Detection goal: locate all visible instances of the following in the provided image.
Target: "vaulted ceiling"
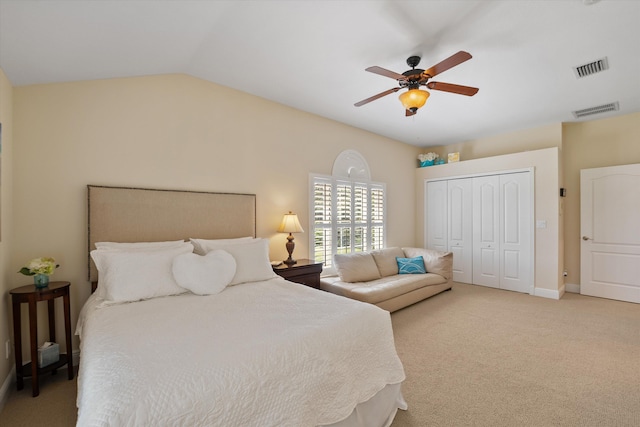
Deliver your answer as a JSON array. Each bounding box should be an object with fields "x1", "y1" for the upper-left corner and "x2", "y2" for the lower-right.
[{"x1": 1, "y1": 0, "x2": 639, "y2": 147}]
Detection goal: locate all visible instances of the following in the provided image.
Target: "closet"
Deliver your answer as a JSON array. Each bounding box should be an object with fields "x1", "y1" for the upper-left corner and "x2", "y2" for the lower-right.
[{"x1": 426, "y1": 171, "x2": 532, "y2": 294}]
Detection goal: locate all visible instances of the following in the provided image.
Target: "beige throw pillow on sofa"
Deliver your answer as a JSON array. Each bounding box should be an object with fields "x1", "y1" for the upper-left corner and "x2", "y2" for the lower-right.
[
  {"x1": 370, "y1": 247, "x2": 406, "y2": 277},
  {"x1": 334, "y1": 252, "x2": 382, "y2": 283},
  {"x1": 402, "y1": 247, "x2": 452, "y2": 280}
]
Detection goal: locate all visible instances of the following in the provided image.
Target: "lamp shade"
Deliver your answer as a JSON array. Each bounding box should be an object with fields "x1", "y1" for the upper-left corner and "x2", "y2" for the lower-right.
[
  {"x1": 277, "y1": 211, "x2": 304, "y2": 233},
  {"x1": 398, "y1": 89, "x2": 430, "y2": 111}
]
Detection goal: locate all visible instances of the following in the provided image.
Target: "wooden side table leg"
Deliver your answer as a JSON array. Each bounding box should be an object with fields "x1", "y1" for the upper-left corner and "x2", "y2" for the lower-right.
[
  {"x1": 12, "y1": 298, "x2": 23, "y2": 391},
  {"x1": 63, "y1": 293, "x2": 74, "y2": 380},
  {"x1": 28, "y1": 299, "x2": 39, "y2": 397},
  {"x1": 47, "y1": 299, "x2": 58, "y2": 375}
]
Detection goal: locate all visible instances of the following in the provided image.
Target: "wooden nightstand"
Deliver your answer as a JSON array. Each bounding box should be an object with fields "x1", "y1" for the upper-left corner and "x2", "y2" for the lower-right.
[
  {"x1": 273, "y1": 259, "x2": 323, "y2": 289},
  {"x1": 10, "y1": 281, "x2": 74, "y2": 397}
]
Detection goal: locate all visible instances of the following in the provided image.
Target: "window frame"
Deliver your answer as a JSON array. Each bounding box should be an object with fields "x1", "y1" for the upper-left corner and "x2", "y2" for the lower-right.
[{"x1": 309, "y1": 173, "x2": 387, "y2": 275}]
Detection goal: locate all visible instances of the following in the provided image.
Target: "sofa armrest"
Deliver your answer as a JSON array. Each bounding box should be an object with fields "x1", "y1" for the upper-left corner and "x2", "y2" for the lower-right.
[{"x1": 402, "y1": 247, "x2": 453, "y2": 282}]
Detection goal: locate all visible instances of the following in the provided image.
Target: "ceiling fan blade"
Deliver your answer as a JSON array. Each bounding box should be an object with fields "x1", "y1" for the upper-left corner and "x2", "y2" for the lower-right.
[
  {"x1": 354, "y1": 87, "x2": 401, "y2": 107},
  {"x1": 405, "y1": 109, "x2": 416, "y2": 117},
  {"x1": 427, "y1": 81, "x2": 479, "y2": 96},
  {"x1": 365, "y1": 66, "x2": 407, "y2": 81},
  {"x1": 423, "y1": 51, "x2": 472, "y2": 78}
]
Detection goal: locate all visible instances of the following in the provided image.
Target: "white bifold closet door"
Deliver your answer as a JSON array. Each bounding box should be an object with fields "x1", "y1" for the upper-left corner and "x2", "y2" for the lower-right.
[
  {"x1": 472, "y1": 176, "x2": 501, "y2": 288},
  {"x1": 426, "y1": 180, "x2": 448, "y2": 253},
  {"x1": 472, "y1": 173, "x2": 531, "y2": 292},
  {"x1": 498, "y1": 173, "x2": 532, "y2": 293},
  {"x1": 427, "y1": 172, "x2": 532, "y2": 293},
  {"x1": 448, "y1": 178, "x2": 473, "y2": 283}
]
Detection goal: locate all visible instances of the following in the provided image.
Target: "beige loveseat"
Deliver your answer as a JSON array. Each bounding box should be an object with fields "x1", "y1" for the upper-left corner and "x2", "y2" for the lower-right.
[{"x1": 320, "y1": 247, "x2": 453, "y2": 312}]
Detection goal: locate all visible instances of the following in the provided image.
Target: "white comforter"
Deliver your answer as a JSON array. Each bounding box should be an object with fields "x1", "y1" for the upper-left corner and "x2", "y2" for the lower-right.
[{"x1": 76, "y1": 278, "x2": 405, "y2": 426}]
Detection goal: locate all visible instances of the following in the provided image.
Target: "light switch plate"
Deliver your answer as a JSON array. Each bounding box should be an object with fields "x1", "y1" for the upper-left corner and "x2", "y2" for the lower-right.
[{"x1": 536, "y1": 220, "x2": 547, "y2": 229}]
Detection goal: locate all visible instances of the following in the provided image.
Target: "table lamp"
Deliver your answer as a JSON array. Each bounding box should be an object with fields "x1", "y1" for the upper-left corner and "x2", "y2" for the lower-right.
[{"x1": 277, "y1": 211, "x2": 304, "y2": 265}]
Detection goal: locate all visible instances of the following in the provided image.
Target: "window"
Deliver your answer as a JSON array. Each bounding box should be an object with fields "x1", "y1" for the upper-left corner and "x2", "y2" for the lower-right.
[{"x1": 310, "y1": 174, "x2": 386, "y2": 272}]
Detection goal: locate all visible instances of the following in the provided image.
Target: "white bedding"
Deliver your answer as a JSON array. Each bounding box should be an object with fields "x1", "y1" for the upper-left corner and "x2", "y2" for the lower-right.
[{"x1": 76, "y1": 277, "x2": 406, "y2": 426}]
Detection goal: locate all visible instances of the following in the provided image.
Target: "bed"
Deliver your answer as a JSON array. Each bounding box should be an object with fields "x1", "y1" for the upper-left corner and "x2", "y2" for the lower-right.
[{"x1": 76, "y1": 185, "x2": 407, "y2": 426}]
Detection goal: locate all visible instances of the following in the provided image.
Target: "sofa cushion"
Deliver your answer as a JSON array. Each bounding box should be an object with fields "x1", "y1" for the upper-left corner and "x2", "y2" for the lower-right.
[
  {"x1": 397, "y1": 256, "x2": 427, "y2": 274},
  {"x1": 371, "y1": 247, "x2": 405, "y2": 277},
  {"x1": 320, "y1": 273, "x2": 448, "y2": 304},
  {"x1": 402, "y1": 247, "x2": 453, "y2": 280},
  {"x1": 334, "y1": 252, "x2": 381, "y2": 283}
]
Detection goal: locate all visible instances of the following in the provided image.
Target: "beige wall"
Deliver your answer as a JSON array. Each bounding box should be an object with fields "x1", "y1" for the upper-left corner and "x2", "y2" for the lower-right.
[
  {"x1": 423, "y1": 122, "x2": 563, "y2": 162},
  {"x1": 416, "y1": 147, "x2": 562, "y2": 297},
  {"x1": 562, "y1": 112, "x2": 640, "y2": 286},
  {"x1": 0, "y1": 69, "x2": 15, "y2": 389},
  {"x1": 10, "y1": 74, "x2": 419, "y2": 354}
]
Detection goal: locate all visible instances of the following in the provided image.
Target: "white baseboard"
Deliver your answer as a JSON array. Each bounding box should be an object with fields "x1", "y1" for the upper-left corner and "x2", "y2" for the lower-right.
[
  {"x1": 534, "y1": 284, "x2": 565, "y2": 300},
  {"x1": 565, "y1": 283, "x2": 580, "y2": 293},
  {"x1": 0, "y1": 366, "x2": 16, "y2": 415}
]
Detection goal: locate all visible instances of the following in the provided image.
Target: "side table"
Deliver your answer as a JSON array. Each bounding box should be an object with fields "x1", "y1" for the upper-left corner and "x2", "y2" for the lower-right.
[
  {"x1": 273, "y1": 259, "x2": 323, "y2": 289},
  {"x1": 10, "y1": 281, "x2": 74, "y2": 397}
]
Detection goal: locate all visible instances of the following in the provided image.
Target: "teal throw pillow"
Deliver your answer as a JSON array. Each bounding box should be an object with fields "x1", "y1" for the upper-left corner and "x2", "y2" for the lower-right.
[{"x1": 396, "y1": 256, "x2": 426, "y2": 274}]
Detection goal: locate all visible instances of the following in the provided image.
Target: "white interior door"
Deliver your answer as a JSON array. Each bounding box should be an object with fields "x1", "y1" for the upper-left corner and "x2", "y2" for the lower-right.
[
  {"x1": 473, "y1": 176, "x2": 500, "y2": 288},
  {"x1": 426, "y1": 181, "x2": 448, "y2": 252},
  {"x1": 499, "y1": 172, "x2": 532, "y2": 293},
  {"x1": 448, "y1": 178, "x2": 473, "y2": 283},
  {"x1": 581, "y1": 164, "x2": 640, "y2": 303}
]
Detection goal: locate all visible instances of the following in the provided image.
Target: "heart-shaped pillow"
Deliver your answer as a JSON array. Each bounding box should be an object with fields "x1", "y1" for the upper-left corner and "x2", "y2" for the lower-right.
[{"x1": 172, "y1": 250, "x2": 237, "y2": 295}]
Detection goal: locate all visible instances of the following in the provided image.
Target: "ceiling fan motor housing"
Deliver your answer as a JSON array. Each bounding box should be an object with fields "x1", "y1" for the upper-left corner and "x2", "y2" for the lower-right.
[{"x1": 406, "y1": 56, "x2": 421, "y2": 68}]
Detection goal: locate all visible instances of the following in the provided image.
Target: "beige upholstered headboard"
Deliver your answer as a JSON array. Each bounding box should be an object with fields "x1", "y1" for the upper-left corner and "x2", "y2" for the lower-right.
[{"x1": 87, "y1": 185, "x2": 256, "y2": 282}]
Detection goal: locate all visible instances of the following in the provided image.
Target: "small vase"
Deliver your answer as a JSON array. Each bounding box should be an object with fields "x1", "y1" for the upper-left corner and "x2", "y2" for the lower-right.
[{"x1": 34, "y1": 274, "x2": 50, "y2": 289}]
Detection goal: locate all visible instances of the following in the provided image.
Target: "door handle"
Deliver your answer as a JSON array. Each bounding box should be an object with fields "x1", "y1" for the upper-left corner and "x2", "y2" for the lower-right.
[{"x1": 582, "y1": 236, "x2": 592, "y2": 241}]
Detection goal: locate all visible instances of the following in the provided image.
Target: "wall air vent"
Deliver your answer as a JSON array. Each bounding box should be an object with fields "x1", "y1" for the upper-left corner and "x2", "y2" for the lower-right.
[
  {"x1": 573, "y1": 57, "x2": 609, "y2": 78},
  {"x1": 572, "y1": 101, "x2": 619, "y2": 119}
]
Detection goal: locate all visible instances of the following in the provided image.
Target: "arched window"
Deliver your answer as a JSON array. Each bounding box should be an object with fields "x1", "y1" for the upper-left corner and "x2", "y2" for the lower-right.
[{"x1": 309, "y1": 150, "x2": 386, "y2": 274}]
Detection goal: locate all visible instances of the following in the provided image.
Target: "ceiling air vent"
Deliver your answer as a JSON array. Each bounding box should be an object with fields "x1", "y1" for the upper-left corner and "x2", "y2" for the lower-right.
[
  {"x1": 572, "y1": 102, "x2": 619, "y2": 119},
  {"x1": 573, "y1": 57, "x2": 609, "y2": 78}
]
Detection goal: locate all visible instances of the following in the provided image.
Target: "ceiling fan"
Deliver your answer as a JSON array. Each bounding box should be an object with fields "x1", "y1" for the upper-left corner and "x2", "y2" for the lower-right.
[{"x1": 355, "y1": 51, "x2": 479, "y2": 116}]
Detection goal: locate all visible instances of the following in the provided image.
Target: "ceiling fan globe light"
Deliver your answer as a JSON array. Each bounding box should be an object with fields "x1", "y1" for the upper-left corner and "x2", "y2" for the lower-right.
[{"x1": 399, "y1": 89, "x2": 430, "y2": 111}]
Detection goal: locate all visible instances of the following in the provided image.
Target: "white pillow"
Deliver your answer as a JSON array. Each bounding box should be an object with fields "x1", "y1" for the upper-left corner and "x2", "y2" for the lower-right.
[
  {"x1": 334, "y1": 252, "x2": 382, "y2": 283},
  {"x1": 196, "y1": 238, "x2": 277, "y2": 285},
  {"x1": 189, "y1": 237, "x2": 254, "y2": 256},
  {"x1": 172, "y1": 250, "x2": 236, "y2": 295},
  {"x1": 91, "y1": 244, "x2": 193, "y2": 303},
  {"x1": 95, "y1": 240, "x2": 186, "y2": 250}
]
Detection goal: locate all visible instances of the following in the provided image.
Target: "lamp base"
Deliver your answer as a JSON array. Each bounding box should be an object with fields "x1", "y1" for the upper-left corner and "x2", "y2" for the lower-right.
[{"x1": 284, "y1": 233, "x2": 296, "y2": 266}]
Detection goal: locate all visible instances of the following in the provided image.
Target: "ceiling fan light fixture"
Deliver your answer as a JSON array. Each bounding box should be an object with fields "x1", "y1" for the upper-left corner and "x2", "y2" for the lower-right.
[{"x1": 399, "y1": 89, "x2": 430, "y2": 111}]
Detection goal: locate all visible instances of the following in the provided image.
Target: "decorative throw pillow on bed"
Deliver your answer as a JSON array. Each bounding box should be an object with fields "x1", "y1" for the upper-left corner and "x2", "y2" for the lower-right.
[
  {"x1": 172, "y1": 250, "x2": 237, "y2": 295},
  {"x1": 91, "y1": 243, "x2": 194, "y2": 303},
  {"x1": 189, "y1": 237, "x2": 254, "y2": 256},
  {"x1": 334, "y1": 252, "x2": 382, "y2": 283},
  {"x1": 396, "y1": 256, "x2": 427, "y2": 274},
  {"x1": 193, "y1": 238, "x2": 277, "y2": 285}
]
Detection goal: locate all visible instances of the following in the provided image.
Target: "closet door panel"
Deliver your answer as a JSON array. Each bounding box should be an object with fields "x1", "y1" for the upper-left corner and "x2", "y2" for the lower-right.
[
  {"x1": 499, "y1": 173, "x2": 532, "y2": 293},
  {"x1": 448, "y1": 178, "x2": 473, "y2": 283},
  {"x1": 426, "y1": 181, "x2": 448, "y2": 252},
  {"x1": 473, "y1": 176, "x2": 500, "y2": 288}
]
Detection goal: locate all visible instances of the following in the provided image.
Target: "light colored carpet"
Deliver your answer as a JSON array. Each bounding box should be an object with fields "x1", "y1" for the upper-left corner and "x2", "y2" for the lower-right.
[
  {"x1": 1, "y1": 282, "x2": 638, "y2": 426},
  {"x1": 391, "y1": 283, "x2": 640, "y2": 427}
]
